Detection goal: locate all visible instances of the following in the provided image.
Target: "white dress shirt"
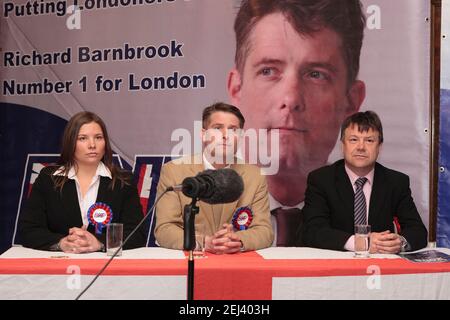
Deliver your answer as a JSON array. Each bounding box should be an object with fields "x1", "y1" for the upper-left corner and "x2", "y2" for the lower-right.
[
  {"x1": 343, "y1": 165, "x2": 374, "y2": 251},
  {"x1": 53, "y1": 162, "x2": 112, "y2": 226},
  {"x1": 202, "y1": 153, "x2": 232, "y2": 170}
]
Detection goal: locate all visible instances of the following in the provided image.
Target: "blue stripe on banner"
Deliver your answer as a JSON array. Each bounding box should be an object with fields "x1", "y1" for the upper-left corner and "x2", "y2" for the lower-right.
[
  {"x1": 0, "y1": 104, "x2": 67, "y2": 254},
  {"x1": 438, "y1": 89, "x2": 450, "y2": 248}
]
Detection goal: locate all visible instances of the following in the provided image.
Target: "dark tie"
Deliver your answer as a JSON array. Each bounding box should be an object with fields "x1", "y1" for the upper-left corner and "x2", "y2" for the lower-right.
[
  {"x1": 354, "y1": 177, "x2": 368, "y2": 225},
  {"x1": 271, "y1": 207, "x2": 302, "y2": 246}
]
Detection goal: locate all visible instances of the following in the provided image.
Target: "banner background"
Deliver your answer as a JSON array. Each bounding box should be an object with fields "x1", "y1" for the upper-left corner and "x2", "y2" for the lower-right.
[{"x1": 0, "y1": 0, "x2": 432, "y2": 253}]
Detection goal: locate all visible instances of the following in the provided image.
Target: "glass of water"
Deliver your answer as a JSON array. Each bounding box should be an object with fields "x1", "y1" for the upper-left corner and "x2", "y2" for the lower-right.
[
  {"x1": 354, "y1": 224, "x2": 371, "y2": 258},
  {"x1": 107, "y1": 223, "x2": 123, "y2": 257},
  {"x1": 193, "y1": 224, "x2": 206, "y2": 258}
]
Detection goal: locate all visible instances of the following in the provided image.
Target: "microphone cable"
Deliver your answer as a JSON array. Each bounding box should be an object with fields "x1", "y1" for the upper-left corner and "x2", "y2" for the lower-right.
[{"x1": 75, "y1": 189, "x2": 170, "y2": 300}]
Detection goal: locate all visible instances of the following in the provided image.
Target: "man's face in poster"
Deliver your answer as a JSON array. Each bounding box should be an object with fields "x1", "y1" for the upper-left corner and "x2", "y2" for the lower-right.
[{"x1": 228, "y1": 12, "x2": 366, "y2": 178}]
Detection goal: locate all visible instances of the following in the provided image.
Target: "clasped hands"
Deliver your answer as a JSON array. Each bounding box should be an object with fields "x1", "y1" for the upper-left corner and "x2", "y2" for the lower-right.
[
  {"x1": 369, "y1": 230, "x2": 402, "y2": 254},
  {"x1": 205, "y1": 223, "x2": 243, "y2": 254},
  {"x1": 58, "y1": 226, "x2": 103, "y2": 253}
]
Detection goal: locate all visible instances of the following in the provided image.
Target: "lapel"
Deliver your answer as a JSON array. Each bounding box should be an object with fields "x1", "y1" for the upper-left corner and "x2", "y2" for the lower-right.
[
  {"x1": 188, "y1": 157, "x2": 218, "y2": 231},
  {"x1": 335, "y1": 161, "x2": 355, "y2": 220},
  {"x1": 61, "y1": 180, "x2": 83, "y2": 227},
  {"x1": 86, "y1": 177, "x2": 113, "y2": 234},
  {"x1": 191, "y1": 154, "x2": 240, "y2": 229},
  {"x1": 219, "y1": 163, "x2": 240, "y2": 226},
  {"x1": 96, "y1": 177, "x2": 113, "y2": 206},
  {"x1": 368, "y1": 163, "x2": 386, "y2": 225}
]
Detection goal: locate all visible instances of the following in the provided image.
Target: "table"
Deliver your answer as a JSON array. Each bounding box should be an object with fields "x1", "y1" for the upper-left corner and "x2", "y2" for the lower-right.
[{"x1": 1, "y1": 246, "x2": 450, "y2": 300}]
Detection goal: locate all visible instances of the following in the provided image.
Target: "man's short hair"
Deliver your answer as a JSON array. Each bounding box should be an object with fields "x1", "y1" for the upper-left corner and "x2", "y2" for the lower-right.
[
  {"x1": 234, "y1": 0, "x2": 365, "y2": 84},
  {"x1": 340, "y1": 111, "x2": 384, "y2": 143},
  {"x1": 202, "y1": 102, "x2": 245, "y2": 129}
]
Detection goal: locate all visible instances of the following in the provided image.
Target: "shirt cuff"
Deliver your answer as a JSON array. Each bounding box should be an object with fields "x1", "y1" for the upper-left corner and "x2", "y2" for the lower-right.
[
  {"x1": 344, "y1": 235, "x2": 355, "y2": 251},
  {"x1": 239, "y1": 240, "x2": 245, "y2": 252},
  {"x1": 50, "y1": 241, "x2": 61, "y2": 251},
  {"x1": 399, "y1": 235, "x2": 411, "y2": 252}
]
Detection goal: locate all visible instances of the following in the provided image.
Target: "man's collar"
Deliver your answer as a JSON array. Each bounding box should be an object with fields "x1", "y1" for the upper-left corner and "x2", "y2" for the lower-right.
[
  {"x1": 344, "y1": 164, "x2": 375, "y2": 186},
  {"x1": 269, "y1": 193, "x2": 304, "y2": 211},
  {"x1": 202, "y1": 153, "x2": 231, "y2": 170}
]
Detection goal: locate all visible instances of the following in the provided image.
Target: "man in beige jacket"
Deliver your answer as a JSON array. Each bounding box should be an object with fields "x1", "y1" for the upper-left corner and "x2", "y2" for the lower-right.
[{"x1": 155, "y1": 102, "x2": 273, "y2": 254}]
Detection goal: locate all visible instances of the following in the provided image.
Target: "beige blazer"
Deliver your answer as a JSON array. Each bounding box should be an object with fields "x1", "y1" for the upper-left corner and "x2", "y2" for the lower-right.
[{"x1": 154, "y1": 155, "x2": 273, "y2": 251}]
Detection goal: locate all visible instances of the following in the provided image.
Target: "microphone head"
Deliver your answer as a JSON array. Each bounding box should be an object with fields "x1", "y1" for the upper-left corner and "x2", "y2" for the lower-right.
[
  {"x1": 181, "y1": 174, "x2": 215, "y2": 200},
  {"x1": 200, "y1": 168, "x2": 243, "y2": 204}
]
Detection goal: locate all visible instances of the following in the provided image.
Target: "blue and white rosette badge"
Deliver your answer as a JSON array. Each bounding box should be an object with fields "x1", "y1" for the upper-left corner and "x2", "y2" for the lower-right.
[
  {"x1": 87, "y1": 202, "x2": 113, "y2": 234},
  {"x1": 232, "y1": 206, "x2": 253, "y2": 231}
]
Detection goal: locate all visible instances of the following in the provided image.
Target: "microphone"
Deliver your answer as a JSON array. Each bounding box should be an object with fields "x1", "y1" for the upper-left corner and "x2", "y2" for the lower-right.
[
  {"x1": 75, "y1": 169, "x2": 243, "y2": 300},
  {"x1": 167, "y1": 168, "x2": 244, "y2": 204}
]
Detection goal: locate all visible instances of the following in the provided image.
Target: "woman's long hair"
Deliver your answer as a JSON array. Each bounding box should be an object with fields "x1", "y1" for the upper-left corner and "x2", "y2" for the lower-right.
[{"x1": 52, "y1": 111, "x2": 129, "y2": 190}]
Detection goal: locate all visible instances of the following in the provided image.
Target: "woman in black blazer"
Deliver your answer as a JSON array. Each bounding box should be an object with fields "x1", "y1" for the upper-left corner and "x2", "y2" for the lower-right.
[{"x1": 19, "y1": 111, "x2": 147, "y2": 253}]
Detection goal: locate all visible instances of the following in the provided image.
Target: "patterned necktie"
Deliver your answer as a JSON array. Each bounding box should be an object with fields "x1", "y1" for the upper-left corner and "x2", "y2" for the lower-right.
[
  {"x1": 271, "y1": 207, "x2": 302, "y2": 246},
  {"x1": 354, "y1": 177, "x2": 368, "y2": 225}
]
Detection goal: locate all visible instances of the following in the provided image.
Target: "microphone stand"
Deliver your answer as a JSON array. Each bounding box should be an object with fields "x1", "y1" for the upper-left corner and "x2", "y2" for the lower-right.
[{"x1": 183, "y1": 198, "x2": 199, "y2": 300}]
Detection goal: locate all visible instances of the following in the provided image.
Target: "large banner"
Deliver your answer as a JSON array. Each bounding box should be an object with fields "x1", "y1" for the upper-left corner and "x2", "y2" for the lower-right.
[
  {"x1": 438, "y1": 0, "x2": 450, "y2": 248},
  {"x1": 0, "y1": 0, "x2": 431, "y2": 253}
]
